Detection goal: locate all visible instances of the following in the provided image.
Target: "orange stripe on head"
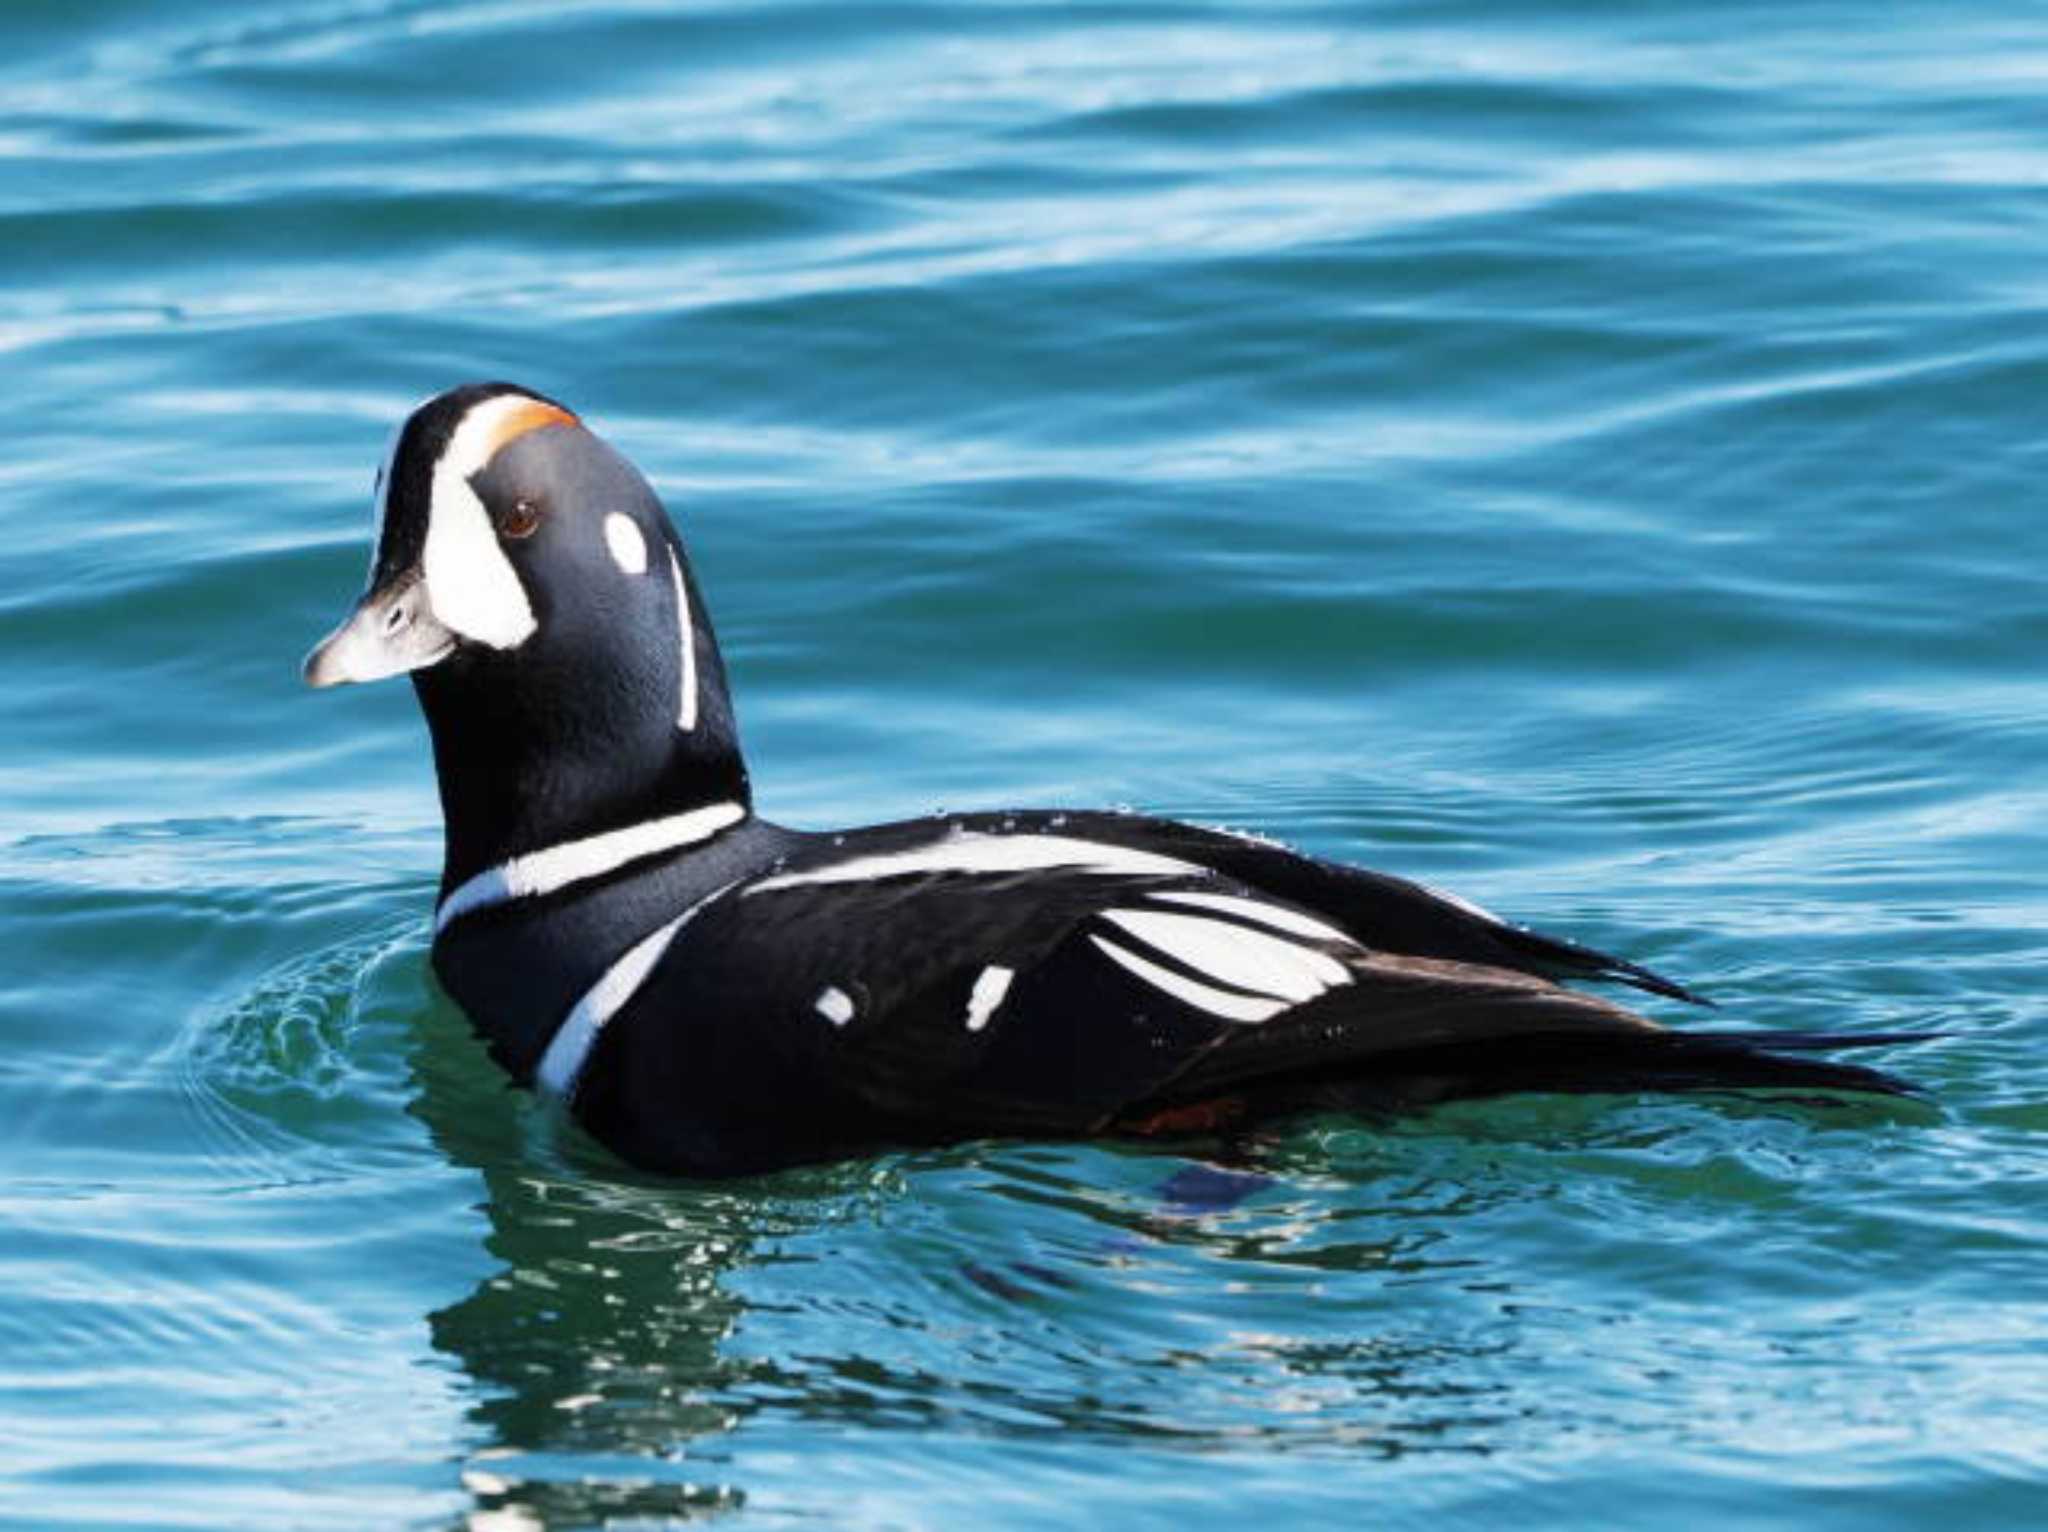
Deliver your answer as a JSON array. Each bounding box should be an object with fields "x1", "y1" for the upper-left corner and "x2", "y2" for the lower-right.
[{"x1": 481, "y1": 397, "x2": 579, "y2": 463}]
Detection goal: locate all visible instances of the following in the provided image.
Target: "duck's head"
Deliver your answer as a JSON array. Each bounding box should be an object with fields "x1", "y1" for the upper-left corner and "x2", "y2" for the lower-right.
[{"x1": 305, "y1": 383, "x2": 746, "y2": 884}]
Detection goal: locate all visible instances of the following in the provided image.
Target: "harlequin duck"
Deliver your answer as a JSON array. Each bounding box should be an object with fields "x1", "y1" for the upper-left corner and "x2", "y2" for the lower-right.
[{"x1": 305, "y1": 383, "x2": 1924, "y2": 1176}]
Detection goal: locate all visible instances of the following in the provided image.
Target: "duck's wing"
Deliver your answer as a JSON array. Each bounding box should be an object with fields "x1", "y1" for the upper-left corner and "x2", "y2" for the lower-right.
[
  {"x1": 571, "y1": 824, "x2": 1913, "y2": 1173},
  {"x1": 964, "y1": 809, "x2": 1709, "y2": 1004}
]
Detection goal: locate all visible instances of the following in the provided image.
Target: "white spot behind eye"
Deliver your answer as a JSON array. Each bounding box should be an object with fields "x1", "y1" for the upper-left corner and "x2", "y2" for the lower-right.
[
  {"x1": 815, "y1": 987, "x2": 855, "y2": 1026},
  {"x1": 604, "y1": 513, "x2": 648, "y2": 576}
]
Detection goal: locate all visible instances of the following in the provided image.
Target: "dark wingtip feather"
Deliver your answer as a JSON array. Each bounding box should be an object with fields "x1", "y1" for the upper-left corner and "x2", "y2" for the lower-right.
[
  {"x1": 1492, "y1": 925, "x2": 1714, "y2": 1006},
  {"x1": 1459, "y1": 1028, "x2": 1933, "y2": 1101},
  {"x1": 1608, "y1": 955, "x2": 1716, "y2": 1008},
  {"x1": 1685, "y1": 1029, "x2": 1945, "y2": 1052}
]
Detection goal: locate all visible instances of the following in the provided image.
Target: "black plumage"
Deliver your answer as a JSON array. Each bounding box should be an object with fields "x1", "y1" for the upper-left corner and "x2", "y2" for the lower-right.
[{"x1": 306, "y1": 383, "x2": 1928, "y2": 1176}]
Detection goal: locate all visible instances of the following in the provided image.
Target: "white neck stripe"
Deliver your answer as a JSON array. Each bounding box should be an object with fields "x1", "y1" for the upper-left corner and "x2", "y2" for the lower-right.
[
  {"x1": 536, "y1": 879, "x2": 739, "y2": 1098},
  {"x1": 669, "y1": 546, "x2": 699, "y2": 732},
  {"x1": 436, "y1": 800, "x2": 747, "y2": 932}
]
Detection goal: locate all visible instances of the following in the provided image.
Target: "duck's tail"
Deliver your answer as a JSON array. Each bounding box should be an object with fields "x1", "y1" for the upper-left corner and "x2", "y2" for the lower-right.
[
  {"x1": 1369, "y1": 1027, "x2": 1936, "y2": 1106},
  {"x1": 1117, "y1": 1026, "x2": 1938, "y2": 1139}
]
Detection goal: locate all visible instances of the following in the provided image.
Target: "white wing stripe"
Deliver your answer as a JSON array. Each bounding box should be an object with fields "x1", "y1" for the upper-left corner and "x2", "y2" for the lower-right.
[
  {"x1": 436, "y1": 799, "x2": 746, "y2": 931},
  {"x1": 745, "y1": 831, "x2": 1196, "y2": 893},
  {"x1": 1150, "y1": 889, "x2": 1354, "y2": 945},
  {"x1": 1100, "y1": 908, "x2": 1351, "y2": 1004},
  {"x1": 1089, "y1": 934, "x2": 1288, "y2": 1024}
]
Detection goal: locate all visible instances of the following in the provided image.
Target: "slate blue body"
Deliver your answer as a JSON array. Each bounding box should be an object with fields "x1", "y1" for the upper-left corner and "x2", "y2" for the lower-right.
[{"x1": 308, "y1": 383, "x2": 1919, "y2": 1177}]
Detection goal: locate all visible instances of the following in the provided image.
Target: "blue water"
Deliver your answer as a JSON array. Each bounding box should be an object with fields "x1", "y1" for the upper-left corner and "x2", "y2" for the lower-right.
[{"x1": 4, "y1": 2, "x2": 2045, "y2": 1526}]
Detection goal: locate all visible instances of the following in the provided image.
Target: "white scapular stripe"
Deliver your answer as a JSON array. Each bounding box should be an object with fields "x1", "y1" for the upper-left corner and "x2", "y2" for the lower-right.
[
  {"x1": 669, "y1": 547, "x2": 698, "y2": 732},
  {"x1": 1089, "y1": 934, "x2": 1289, "y2": 1024},
  {"x1": 436, "y1": 800, "x2": 746, "y2": 931},
  {"x1": 604, "y1": 512, "x2": 649, "y2": 575},
  {"x1": 1099, "y1": 908, "x2": 1351, "y2": 1005},
  {"x1": 964, "y1": 965, "x2": 1014, "y2": 1032},
  {"x1": 745, "y1": 831, "x2": 1197, "y2": 894},
  {"x1": 1151, "y1": 889, "x2": 1354, "y2": 945},
  {"x1": 422, "y1": 393, "x2": 552, "y2": 650},
  {"x1": 815, "y1": 986, "x2": 855, "y2": 1026}
]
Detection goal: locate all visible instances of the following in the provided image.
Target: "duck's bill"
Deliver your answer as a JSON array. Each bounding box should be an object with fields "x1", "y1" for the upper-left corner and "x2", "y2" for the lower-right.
[{"x1": 303, "y1": 575, "x2": 456, "y2": 688}]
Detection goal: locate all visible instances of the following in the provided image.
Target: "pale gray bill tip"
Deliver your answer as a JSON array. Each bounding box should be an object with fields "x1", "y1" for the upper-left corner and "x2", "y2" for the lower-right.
[{"x1": 303, "y1": 578, "x2": 454, "y2": 688}]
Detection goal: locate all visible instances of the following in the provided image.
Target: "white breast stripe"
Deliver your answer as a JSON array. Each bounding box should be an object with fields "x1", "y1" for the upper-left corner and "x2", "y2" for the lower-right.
[
  {"x1": 669, "y1": 547, "x2": 698, "y2": 732},
  {"x1": 1099, "y1": 908, "x2": 1351, "y2": 1005},
  {"x1": 1089, "y1": 934, "x2": 1288, "y2": 1024},
  {"x1": 422, "y1": 394, "x2": 548, "y2": 650},
  {"x1": 536, "y1": 880, "x2": 738, "y2": 1099},
  {"x1": 745, "y1": 831, "x2": 1197, "y2": 894},
  {"x1": 1151, "y1": 889, "x2": 1354, "y2": 945},
  {"x1": 815, "y1": 986, "x2": 855, "y2": 1026},
  {"x1": 436, "y1": 800, "x2": 746, "y2": 932},
  {"x1": 965, "y1": 965, "x2": 1014, "y2": 1032}
]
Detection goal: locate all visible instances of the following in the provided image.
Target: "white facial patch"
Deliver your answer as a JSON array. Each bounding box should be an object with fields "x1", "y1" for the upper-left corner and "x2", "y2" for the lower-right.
[
  {"x1": 815, "y1": 987, "x2": 855, "y2": 1027},
  {"x1": 420, "y1": 394, "x2": 560, "y2": 650},
  {"x1": 604, "y1": 513, "x2": 648, "y2": 576}
]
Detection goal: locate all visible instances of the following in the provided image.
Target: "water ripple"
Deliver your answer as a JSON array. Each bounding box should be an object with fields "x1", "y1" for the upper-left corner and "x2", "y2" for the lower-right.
[{"x1": 3, "y1": 0, "x2": 2047, "y2": 1525}]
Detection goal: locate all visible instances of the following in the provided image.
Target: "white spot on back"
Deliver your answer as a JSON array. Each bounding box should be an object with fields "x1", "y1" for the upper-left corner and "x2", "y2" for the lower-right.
[
  {"x1": 744, "y1": 831, "x2": 1196, "y2": 894},
  {"x1": 815, "y1": 986, "x2": 855, "y2": 1026},
  {"x1": 604, "y1": 512, "x2": 648, "y2": 575},
  {"x1": 1089, "y1": 934, "x2": 1288, "y2": 1024},
  {"x1": 668, "y1": 547, "x2": 698, "y2": 732},
  {"x1": 964, "y1": 965, "x2": 1014, "y2": 1032},
  {"x1": 422, "y1": 394, "x2": 547, "y2": 650}
]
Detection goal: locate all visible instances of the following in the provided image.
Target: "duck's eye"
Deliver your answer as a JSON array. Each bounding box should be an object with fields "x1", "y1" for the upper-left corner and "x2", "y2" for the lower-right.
[{"x1": 500, "y1": 499, "x2": 542, "y2": 540}]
